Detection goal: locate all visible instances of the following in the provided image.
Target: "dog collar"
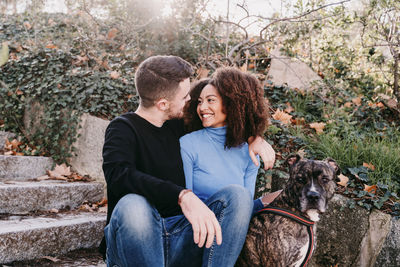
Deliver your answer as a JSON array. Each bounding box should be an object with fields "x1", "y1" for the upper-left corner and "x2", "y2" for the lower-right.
[{"x1": 257, "y1": 206, "x2": 315, "y2": 267}]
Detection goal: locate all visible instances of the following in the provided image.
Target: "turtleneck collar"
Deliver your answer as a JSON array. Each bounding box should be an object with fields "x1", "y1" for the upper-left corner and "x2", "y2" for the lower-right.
[{"x1": 205, "y1": 126, "x2": 227, "y2": 144}]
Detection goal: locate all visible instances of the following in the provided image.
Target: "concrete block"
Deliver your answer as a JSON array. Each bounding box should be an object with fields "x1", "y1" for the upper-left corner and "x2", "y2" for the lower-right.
[
  {"x1": 0, "y1": 212, "x2": 106, "y2": 264},
  {"x1": 0, "y1": 181, "x2": 104, "y2": 214},
  {"x1": 375, "y1": 217, "x2": 400, "y2": 266},
  {"x1": 0, "y1": 155, "x2": 53, "y2": 180},
  {"x1": 268, "y1": 48, "x2": 322, "y2": 91},
  {"x1": 69, "y1": 113, "x2": 109, "y2": 184}
]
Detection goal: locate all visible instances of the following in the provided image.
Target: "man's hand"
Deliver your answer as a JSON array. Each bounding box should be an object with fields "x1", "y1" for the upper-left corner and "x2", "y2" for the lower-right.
[
  {"x1": 179, "y1": 190, "x2": 222, "y2": 248},
  {"x1": 248, "y1": 136, "x2": 275, "y2": 170}
]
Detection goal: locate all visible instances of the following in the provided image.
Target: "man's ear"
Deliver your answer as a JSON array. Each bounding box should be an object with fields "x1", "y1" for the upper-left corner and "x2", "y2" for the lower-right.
[
  {"x1": 155, "y1": 98, "x2": 169, "y2": 111},
  {"x1": 286, "y1": 154, "x2": 301, "y2": 166}
]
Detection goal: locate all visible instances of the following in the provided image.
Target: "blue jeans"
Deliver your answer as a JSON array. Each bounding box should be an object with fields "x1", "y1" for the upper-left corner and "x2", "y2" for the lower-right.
[{"x1": 104, "y1": 184, "x2": 253, "y2": 267}]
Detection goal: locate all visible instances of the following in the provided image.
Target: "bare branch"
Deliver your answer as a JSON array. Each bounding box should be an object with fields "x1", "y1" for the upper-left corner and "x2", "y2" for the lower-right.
[{"x1": 259, "y1": 0, "x2": 351, "y2": 39}]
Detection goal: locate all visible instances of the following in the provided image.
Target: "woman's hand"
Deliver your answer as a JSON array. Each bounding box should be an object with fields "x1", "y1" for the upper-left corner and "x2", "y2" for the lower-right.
[
  {"x1": 178, "y1": 190, "x2": 222, "y2": 248},
  {"x1": 248, "y1": 136, "x2": 275, "y2": 170}
]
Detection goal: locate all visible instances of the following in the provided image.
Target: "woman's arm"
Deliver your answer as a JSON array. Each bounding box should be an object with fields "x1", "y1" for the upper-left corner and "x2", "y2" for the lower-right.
[{"x1": 248, "y1": 136, "x2": 275, "y2": 170}]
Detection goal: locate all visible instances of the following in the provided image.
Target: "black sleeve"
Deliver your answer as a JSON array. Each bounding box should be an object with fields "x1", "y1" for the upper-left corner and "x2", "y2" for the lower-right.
[{"x1": 102, "y1": 119, "x2": 184, "y2": 212}]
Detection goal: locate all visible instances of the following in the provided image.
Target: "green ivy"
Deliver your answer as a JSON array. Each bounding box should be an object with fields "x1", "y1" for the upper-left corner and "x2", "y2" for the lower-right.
[{"x1": 0, "y1": 48, "x2": 138, "y2": 162}]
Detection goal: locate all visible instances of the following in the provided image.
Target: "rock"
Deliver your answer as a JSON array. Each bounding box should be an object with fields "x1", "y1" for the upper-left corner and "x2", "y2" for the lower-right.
[
  {"x1": 68, "y1": 113, "x2": 109, "y2": 184},
  {"x1": 0, "y1": 180, "x2": 104, "y2": 214},
  {"x1": 357, "y1": 209, "x2": 392, "y2": 267},
  {"x1": 0, "y1": 131, "x2": 15, "y2": 149},
  {"x1": 310, "y1": 194, "x2": 370, "y2": 267},
  {"x1": 0, "y1": 155, "x2": 53, "y2": 180},
  {"x1": 267, "y1": 48, "x2": 322, "y2": 91},
  {"x1": 375, "y1": 217, "x2": 400, "y2": 266}
]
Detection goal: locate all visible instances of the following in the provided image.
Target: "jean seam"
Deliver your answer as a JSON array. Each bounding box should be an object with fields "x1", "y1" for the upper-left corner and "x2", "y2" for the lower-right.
[{"x1": 207, "y1": 202, "x2": 225, "y2": 267}]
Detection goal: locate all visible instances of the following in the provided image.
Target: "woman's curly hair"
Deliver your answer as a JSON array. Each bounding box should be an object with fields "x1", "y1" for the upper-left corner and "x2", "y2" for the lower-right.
[{"x1": 184, "y1": 67, "x2": 269, "y2": 148}]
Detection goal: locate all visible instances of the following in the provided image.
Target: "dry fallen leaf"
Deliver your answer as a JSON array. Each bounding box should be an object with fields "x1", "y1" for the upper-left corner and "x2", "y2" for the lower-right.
[
  {"x1": 110, "y1": 71, "x2": 120, "y2": 79},
  {"x1": 10, "y1": 139, "x2": 21, "y2": 150},
  {"x1": 364, "y1": 184, "x2": 377, "y2": 194},
  {"x1": 272, "y1": 109, "x2": 293, "y2": 125},
  {"x1": 344, "y1": 102, "x2": 352, "y2": 108},
  {"x1": 309, "y1": 122, "x2": 326, "y2": 134},
  {"x1": 50, "y1": 208, "x2": 59, "y2": 213},
  {"x1": 337, "y1": 174, "x2": 349, "y2": 187},
  {"x1": 363, "y1": 162, "x2": 375, "y2": 171},
  {"x1": 42, "y1": 256, "x2": 60, "y2": 263},
  {"x1": 284, "y1": 102, "x2": 294, "y2": 113},
  {"x1": 45, "y1": 43, "x2": 58, "y2": 49},
  {"x1": 197, "y1": 67, "x2": 210, "y2": 79},
  {"x1": 107, "y1": 28, "x2": 119, "y2": 39},
  {"x1": 23, "y1": 21, "x2": 32, "y2": 30},
  {"x1": 47, "y1": 163, "x2": 71, "y2": 180},
  {"x1": 352, "y1": 97, "x2": 362, "y2": 106},
  {"x1": 37, "y1": 175, "x2": 50, "y2": 181}
]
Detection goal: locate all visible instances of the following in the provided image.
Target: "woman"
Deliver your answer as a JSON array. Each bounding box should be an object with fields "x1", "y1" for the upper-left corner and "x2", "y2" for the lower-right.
[{"x1": 180, "y1": 67, "x2": 272, "y2": 215}]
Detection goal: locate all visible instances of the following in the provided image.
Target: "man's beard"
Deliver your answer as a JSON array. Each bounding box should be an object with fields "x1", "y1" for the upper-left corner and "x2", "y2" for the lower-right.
[{"x1": 166, "y1": 107, "x2": 184, "y2": 120}]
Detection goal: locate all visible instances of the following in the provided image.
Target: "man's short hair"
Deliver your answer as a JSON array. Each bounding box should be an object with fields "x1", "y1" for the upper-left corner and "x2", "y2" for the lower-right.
[{"x1": 135, "y1": 55, "x2": 193, "y2": 108}]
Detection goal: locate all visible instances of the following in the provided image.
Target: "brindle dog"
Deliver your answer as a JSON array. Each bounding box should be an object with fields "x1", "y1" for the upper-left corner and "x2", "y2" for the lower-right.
[{"x1": 236, "y1": 155, "x2": 339, "y2": 267}]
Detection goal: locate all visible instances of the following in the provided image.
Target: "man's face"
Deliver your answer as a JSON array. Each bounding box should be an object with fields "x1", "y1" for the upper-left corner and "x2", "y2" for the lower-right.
[{"x1": 166, "y1": 78, "x2": 191, "y2": 119}]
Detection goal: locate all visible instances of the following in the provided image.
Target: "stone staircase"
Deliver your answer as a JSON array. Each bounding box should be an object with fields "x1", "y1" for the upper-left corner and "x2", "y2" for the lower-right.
[{"x1": 0, "y1": 140, "x2": 107, "y2": 265}]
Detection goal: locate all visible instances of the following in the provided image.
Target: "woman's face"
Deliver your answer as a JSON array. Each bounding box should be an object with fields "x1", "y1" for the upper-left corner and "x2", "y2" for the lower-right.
[{"x1": 196, "y1": 84, "x2": 227, "y2": 128}]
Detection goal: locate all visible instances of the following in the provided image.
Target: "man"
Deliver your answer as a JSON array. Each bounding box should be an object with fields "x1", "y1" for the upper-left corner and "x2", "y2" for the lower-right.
[{"x1": 101, "y1": 55, "x2": 275, "y2": 266}]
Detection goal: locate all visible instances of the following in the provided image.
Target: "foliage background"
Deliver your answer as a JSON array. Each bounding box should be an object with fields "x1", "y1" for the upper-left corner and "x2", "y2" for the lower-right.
[{"x1": 0, "y1": 0, "x2": 399, "y2": 215}]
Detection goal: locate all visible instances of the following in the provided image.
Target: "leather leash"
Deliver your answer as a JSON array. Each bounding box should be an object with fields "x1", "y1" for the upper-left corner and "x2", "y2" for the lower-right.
[{"x1": 257, "y1": 206, "x2": 315, "y2": 267}]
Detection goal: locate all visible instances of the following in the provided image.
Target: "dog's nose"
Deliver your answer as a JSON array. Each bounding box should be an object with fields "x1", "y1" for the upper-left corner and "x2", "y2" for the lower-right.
[{"x1": 306, "y1": 191, "x2": 320, "y2": 201}]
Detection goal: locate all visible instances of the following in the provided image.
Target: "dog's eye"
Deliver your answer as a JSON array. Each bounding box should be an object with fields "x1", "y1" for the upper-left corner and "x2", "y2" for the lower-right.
[
  {"x1": 297, "y1": 176, "x2": 306, "y2": 183},
  {"x1": 321, "y1": 176, "x2": 330, "y2": 183}
]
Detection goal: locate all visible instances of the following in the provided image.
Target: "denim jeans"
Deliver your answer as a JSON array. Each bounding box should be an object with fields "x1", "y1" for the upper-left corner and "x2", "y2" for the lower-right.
[{"x1": 104, "y1": 184, "x2": 253, "y2": 267}]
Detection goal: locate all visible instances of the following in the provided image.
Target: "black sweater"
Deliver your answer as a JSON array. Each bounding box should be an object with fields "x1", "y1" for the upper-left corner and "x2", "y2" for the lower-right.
[{"x1": 102, "y1": 112, "x2": 186, "y2": 222}]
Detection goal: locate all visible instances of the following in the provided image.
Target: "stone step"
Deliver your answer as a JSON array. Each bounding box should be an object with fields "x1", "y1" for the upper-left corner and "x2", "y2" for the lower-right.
[
  {"x1": 0, "y1": 180, "x2": 104, "y2": 214},
  {"x1": 4, "y1": 248, "x2": 106, "y2": 267},
  {"x1": 0, "y1": 155, "x2": 54, "y2": 180},
  {"x1": 0, "y1": 212, "x2": 106, "y2": 264}
]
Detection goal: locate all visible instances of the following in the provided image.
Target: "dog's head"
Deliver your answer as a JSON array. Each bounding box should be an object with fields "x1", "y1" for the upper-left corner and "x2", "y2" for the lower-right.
[{"x1": 285, "y1": 154, "x2": 339, "y2": 221}]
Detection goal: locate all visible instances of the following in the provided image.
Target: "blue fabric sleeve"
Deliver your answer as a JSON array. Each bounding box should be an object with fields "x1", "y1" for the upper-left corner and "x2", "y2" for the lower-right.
[
  {"x1": 243, "y1": 155, "x2": 259, "y2": 197},
  {"x1": 180, "y1": 137, "x2": 194, "y2": 190},
  {"x1": 252, "y1": 198, "x2": 264, "y2": 216}
]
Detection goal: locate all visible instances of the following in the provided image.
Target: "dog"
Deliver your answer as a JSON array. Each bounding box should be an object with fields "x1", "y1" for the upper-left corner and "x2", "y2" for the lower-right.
[{"x1": 236, "y1": 155, "x2": 339, "y2": 267}]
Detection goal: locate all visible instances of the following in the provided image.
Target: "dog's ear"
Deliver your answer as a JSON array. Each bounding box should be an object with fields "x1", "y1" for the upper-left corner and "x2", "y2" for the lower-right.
[
  {"x1": 326, "y1": 158, "x2": 340, "y2": 175},
  {"x1": 286, "y1": 154, "x2": 301, "y2": 166}
]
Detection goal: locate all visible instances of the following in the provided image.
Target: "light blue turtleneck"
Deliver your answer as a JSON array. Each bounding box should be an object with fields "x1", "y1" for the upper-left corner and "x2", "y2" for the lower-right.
[{"x1": 180, "y1": 126, "x2": 261, "y2": 211}]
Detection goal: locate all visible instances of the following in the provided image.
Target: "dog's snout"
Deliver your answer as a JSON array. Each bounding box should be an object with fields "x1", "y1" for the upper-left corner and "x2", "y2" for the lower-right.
[{"x1": 306, "y1": 191, "x2": 320, "y2": 201}]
